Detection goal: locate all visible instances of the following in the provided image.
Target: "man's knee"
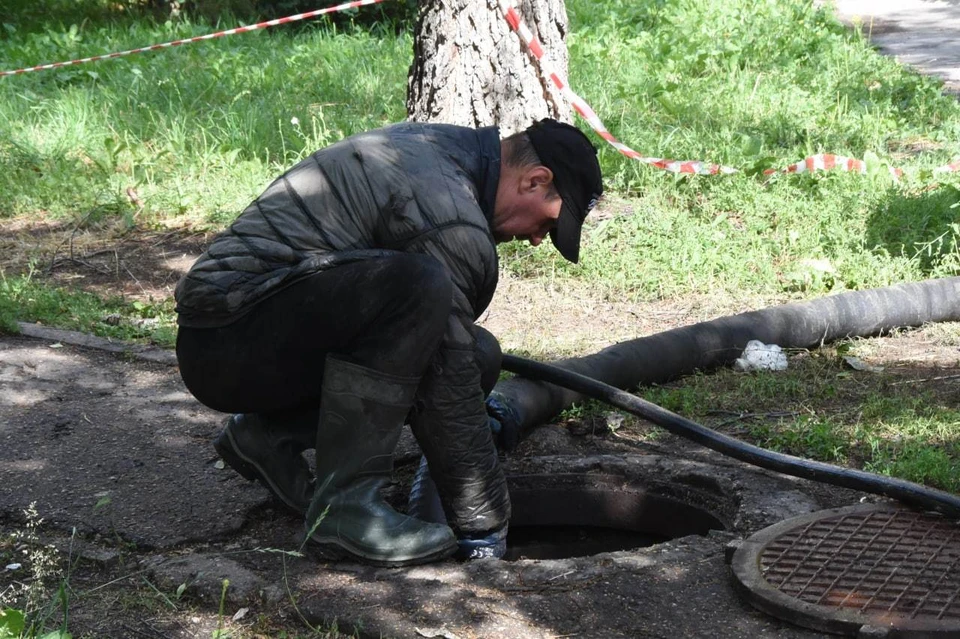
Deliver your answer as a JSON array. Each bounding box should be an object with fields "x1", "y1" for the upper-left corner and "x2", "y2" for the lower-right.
[
  {"x1": 475, "y1": 326, "x2": 502, "y2": 397},
  {"x1": 352, "y1": 253, "x2": 453, "y2": 336}
]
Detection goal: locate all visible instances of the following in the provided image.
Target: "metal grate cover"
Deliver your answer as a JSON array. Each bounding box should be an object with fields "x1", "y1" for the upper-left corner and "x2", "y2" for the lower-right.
[{"x1": 728, "y1": 504, "x2": 960, "y2": 637}]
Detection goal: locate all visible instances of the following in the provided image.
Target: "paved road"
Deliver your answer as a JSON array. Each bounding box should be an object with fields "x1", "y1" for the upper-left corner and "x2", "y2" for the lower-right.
[{"x1": 834, "y1": 0, "x2": 960, "y2": 91}]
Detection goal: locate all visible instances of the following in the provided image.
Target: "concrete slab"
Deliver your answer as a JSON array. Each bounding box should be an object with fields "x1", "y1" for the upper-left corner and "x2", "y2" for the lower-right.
[{"x1": 0, "y1": 335, "x2": 267, "y2": 549}]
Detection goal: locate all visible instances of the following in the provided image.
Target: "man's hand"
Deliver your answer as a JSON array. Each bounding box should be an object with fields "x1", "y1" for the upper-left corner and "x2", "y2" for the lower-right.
[
  {"x1": 455, "y1": 525, "x2": 508, "y2": 560},
  {"x1": 485, "y1": 391, "x2": 521, "y2": 451}
]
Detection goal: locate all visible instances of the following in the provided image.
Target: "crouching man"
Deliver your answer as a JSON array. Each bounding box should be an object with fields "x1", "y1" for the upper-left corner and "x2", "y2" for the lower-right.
[{"x1": 174, "y1": 118, "x2": 603, "y2": 566}]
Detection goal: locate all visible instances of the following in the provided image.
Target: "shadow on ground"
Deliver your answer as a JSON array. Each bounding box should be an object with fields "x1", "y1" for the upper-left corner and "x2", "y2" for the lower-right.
[
  {"x1": 0, "y1": 219, "x2": 211, "y2": 302},
  {"x1": 7, "y1": 326, "x2": 955, "y2": 638}
]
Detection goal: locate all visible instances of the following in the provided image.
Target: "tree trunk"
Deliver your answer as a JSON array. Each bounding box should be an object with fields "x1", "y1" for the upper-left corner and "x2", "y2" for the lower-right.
[{"x1": 407, "y1": 0, "x2": 570, "y2": 135}]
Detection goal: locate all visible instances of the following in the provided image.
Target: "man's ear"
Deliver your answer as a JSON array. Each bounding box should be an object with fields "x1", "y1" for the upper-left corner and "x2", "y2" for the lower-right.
[{"x1": 522, "y1": 166, "x2": 554, "y2": 193}]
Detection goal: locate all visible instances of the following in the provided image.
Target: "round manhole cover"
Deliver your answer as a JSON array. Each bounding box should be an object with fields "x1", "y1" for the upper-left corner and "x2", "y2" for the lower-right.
[{"x1": 729, "y1": 504, "x2": 960, "y2": 637}]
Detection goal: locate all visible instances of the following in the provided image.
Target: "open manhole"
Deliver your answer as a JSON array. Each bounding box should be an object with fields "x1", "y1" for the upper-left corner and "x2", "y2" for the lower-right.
[
  {"x1": 504, "y1": 472, "x2": 726, "y2": 561},
  {"x1": 728, "y1": 504, "x2": 960, "y2": 638}
]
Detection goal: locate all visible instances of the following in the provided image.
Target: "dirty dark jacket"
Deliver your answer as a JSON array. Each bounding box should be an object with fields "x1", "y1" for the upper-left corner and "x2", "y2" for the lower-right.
[{"x1": 174, "y1": 121, "x2": 510, "y2": 534}]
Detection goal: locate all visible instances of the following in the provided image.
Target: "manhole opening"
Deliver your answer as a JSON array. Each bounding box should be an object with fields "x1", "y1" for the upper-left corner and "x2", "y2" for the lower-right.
[{"x1": 504, "y1": 473, "x2": 726, "y2": 561}]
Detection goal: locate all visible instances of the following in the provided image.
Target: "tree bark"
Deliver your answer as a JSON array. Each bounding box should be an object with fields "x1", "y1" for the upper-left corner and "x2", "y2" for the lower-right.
[{"x1": 407, "y1": 0, "x2": 570, "y2": 135}]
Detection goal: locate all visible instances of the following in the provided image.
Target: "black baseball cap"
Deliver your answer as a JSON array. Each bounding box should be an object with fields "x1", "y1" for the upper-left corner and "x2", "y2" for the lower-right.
[{"x1": 526, "y1": 118, "x2": 603, "y2": 263}]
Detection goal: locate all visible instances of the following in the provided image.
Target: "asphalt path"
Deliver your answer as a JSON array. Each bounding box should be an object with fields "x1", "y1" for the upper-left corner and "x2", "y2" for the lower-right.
[{"x1": 834, "y1": 0, "x2": 960, "y2": 91}]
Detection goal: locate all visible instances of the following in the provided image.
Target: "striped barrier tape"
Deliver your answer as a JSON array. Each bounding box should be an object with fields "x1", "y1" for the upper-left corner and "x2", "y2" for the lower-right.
[
  {"x1": 0, "y1": 0, "x2": 385, "y2": 77},
  {"x1": 765, "y1": 153, "x2": 903, "y2": 179},
  {"x1": 498, "y1": 0, "x2": 737, "y2": 176},
  {"x1": 2, "y1": 0, "x2": 957, "y2": 179},
  {"x1": 496, "y1": 0, "x2": 949, "y2": 179}
]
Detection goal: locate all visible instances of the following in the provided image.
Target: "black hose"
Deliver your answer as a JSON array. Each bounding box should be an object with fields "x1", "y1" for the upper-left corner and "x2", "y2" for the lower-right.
[{"x1": 502, "y1": 353, "x2": 960, "y2": 519}]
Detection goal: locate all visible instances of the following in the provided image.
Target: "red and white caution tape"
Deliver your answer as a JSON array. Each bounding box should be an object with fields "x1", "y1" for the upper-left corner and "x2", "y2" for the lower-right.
[
  {"x1": 4, "y1": 0, "x2": 960, "y2": 180},
  {"x1": 496, "y1": 0, "x2": 960, "y2": 180},
  {"x1": 763, "y1": 153, "x2": 903, "y2": 179},
  {"x1": 0, "y1": 0, "x2": 385, "y2": 77},
  {"x1": 497, "y1": 0, "x2": 736, "y2": 176},
  {"x1": 770, "y1": 154, "x2": 869, "y2": 175},
  {"x1": 934, "y1": 161, "x2": 960, "y2": 173}
]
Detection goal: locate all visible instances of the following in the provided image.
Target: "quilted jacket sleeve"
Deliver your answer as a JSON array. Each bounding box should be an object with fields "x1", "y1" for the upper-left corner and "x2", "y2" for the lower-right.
[{"x1": 405, "y1": 223, "x2": 510, "y2": 536}]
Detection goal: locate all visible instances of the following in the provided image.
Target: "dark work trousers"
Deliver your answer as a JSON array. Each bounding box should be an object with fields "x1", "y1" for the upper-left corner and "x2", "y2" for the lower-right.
[{"x1": 176, "y1": 253, "x2": 502, "y2": 422}]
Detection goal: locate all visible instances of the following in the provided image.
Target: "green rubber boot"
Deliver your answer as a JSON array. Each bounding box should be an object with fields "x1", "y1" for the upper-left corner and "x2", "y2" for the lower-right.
[
  {"x1": 305, "y1": 356, "x2": 457, "y2": 566},
  {"x1": 213, "y1": 411, "x2": 316, "y2": 513}
]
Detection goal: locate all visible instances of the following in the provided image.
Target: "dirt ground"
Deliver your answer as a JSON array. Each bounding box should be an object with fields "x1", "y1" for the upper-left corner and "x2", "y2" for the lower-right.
[
  {"x1": 1, "y1": 224, "x2": 959, "y2": 638},
  {"x1": 4, "y1": 3, "x2": 960, "y2": 636}
]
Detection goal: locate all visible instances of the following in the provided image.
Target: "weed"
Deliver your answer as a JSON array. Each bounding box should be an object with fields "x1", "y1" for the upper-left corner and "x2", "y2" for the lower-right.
[
  {"x1": 213, "y1": 579, "x2": 229, "y2": 639},
  {"x1": 0, "y1": 268, "x2": 177, "y2": 347},
  {"x1": 139, "y1": 576, "x2": 181, "y2": 611},
  {"x1": 633, "y1": 348, "x2": 960, "y2": 493},
  {"x1": 0, "y1": 504, "x2": 72, "y2": 639}
]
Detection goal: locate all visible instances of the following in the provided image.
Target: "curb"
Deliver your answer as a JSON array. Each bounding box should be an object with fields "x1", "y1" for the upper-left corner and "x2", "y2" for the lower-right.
[{"x1": 15, "y1": 321, "x2": 178, "y2": 366}]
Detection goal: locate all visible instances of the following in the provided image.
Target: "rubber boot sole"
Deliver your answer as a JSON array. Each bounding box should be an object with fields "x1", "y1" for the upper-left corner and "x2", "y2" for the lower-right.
[
  {"x1": 213, "y1": 426, "x2": 307, "y2": 515},
  {"x1": 307, "y1": 533, "x2": 458, "y2": 567}
]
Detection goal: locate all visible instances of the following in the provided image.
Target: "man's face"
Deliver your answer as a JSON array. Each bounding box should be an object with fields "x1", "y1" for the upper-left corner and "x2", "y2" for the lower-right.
[{"x1": 492, "y1": 166, "x2": 563, "y2": 247}]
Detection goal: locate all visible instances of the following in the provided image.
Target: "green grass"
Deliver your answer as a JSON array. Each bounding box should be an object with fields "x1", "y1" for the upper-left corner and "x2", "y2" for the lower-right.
[
  {"x1": 517, "y1": 0, "x2": 960, "y2": 297},
  {"x1": 0, "y1": 269, "x2": 177, "y2": 346},
  {"x1": 1, "y1": 12, "x2": 409, "y2": 224},
  {"x1": 5, "y1": 0, "x2": 960, "y2": 298},
  {"x1": 2, "y1": 0, "x2": 960, "y2": 487},
  {"x1": 636, "y1": 347, "x2": 960, "y2": 493}
]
